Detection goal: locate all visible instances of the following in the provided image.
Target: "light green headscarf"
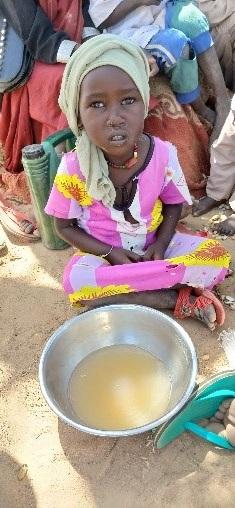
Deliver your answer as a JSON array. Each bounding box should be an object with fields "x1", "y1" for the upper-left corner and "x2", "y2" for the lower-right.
[{"x1": 59, "y1": 34, "x2": 150, "y2": 207}]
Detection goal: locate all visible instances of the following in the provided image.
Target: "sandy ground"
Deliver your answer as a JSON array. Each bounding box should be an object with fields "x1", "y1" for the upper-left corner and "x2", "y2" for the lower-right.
[{"x1": 1, "y1": 212, "x2": 235, "y2": 508}]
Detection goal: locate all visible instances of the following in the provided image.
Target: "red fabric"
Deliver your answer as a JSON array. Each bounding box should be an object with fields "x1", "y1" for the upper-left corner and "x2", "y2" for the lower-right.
[
  {"x1": 0, "y1": 63, "x2": 68, "y2": 173},
  {"x1": 176, "y1": 223, "x2": 209, "y2": 237},
  {"x1": 0, "y1": 171, "x2": 31, "y2": 203},
  {"x1": 39, "y1": 0, "x2": 84, "y2": 40}
]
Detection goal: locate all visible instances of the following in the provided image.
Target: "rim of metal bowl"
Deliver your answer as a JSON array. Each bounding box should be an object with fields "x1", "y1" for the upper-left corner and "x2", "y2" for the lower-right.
[{"x1": 39, "y1": 304, "x2": 198, "y2": 437}]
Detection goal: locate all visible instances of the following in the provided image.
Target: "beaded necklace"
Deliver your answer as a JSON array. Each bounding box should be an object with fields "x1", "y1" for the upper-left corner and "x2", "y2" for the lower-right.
[{"x1": 107, "y1": 144, "x2": 138, "y2": 169}]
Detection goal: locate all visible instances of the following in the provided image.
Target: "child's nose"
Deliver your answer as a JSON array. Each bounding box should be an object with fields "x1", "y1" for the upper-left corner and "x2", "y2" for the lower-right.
[{"x1": 107, "y1": 107, "x2": 125, "y2": 127}]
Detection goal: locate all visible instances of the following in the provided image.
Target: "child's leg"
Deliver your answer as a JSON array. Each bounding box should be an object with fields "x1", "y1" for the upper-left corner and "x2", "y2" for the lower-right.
[
  {"x1": 166, "y1": 0, "x2": 230, "y2": 142},
  {"x1": 146, "y1": 28, "x2": 215, "y2": 123}
]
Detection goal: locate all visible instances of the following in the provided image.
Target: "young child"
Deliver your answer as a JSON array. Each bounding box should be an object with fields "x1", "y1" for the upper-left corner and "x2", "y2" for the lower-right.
[
  {"x1": 193, "y1": 95, "x2": 235, "y2": 236},
  {"x1": 88, "y1": 0, "x2": 230, "y2": 142},
  {"x1": 45, "y1": 34, "x2": 230, "y2": 330}
]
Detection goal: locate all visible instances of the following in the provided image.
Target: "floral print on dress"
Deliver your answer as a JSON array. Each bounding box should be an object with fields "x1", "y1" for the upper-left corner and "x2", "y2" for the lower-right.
[
  {"x1": 55, "y1": 174, "x2": 93, "y2": 206},
  {"x1": 69, "y1": 284, "x2": 134, "y2": 304},
  {"x1": 167, "y1": 239, "x2": 231, "y2": 268}
]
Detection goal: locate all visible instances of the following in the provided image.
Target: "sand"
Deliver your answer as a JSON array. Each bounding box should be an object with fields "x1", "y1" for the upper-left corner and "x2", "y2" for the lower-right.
[{"x1": 1, "y1": 213, "x2": 235, "y2": 508}]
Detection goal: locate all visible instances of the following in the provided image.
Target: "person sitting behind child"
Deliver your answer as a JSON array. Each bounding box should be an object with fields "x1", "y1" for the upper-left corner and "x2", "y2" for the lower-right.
[
  {"x1": 193, "y1": 95, "x2": 235, "y2": 236},
  {"x1": 88, "y1": 0, "x2": 229, "y2": 143}
]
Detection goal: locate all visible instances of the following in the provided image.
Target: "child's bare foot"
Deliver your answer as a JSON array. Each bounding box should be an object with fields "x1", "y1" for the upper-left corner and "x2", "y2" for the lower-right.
[
  {"x1": 174, "y1": 288, "x2": 221, "y2": 331},
  {"x1": 191, "y1": 298, "x2": 217, "y2": 331},
  {"x1": 192, "y1": 197, "x2": 221, "y2": 217},
  {"x1": 212, "y1": 213, "x2": 235, "y2": 236},
  {"x1": 202, "y1": 398, "x2": 235, "y2": 446}
]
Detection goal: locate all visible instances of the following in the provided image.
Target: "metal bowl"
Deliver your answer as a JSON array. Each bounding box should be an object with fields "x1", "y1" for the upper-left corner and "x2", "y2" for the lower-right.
[{"x1": 39, "y1": 305, "x2": 197, "y2": 437}]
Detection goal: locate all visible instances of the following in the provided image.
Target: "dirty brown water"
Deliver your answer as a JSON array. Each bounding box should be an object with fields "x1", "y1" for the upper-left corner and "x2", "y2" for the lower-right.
[{"x1": 69, "y1": 345, "x2": 171, "y2": 430}]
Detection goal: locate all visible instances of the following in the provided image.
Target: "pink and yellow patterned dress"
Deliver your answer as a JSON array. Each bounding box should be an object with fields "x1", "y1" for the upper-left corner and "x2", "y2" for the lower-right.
[{"x1": 45, "y1": 136, "x2": 230, "y2": 304}]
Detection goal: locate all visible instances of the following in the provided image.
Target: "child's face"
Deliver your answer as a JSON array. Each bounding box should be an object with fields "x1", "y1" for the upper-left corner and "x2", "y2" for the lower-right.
[{"x1": 79, "y1": 65, "x2": 145, "y2": 160}]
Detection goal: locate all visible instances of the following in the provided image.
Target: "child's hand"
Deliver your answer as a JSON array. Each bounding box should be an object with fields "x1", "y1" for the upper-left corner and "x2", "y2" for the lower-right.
[
  {"x1": 107, "y1": 247, "x2": 142, "y2": 265},
  {"x1": 143, "y1": 50, "x2": 159, "y2": 77},
  {"x1": 142, "y1": 243, "x2": 165, "y2": 261}
]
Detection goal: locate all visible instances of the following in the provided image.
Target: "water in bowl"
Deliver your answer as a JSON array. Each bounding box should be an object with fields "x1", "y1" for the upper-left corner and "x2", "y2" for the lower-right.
[{"x1": 69, "y1": 344, "x2": 171, "y2": 430}]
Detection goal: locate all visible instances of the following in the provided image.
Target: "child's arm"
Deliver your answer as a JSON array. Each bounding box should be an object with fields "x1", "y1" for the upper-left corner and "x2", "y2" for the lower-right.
[
  {"x1": 143, "y1": 203, "x2": 182, "y2": 261},
  {"x1": 97, "y1": 0, "x2": 160, "y2": 29},
  {"x1": 55, "y1": 218, "x2": 142, "y2": 264}
]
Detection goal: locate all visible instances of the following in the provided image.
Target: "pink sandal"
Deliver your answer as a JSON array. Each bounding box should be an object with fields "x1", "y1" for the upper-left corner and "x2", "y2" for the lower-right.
[{"x1": 174, "y1": 287, "x2": 225, "y2": 326}]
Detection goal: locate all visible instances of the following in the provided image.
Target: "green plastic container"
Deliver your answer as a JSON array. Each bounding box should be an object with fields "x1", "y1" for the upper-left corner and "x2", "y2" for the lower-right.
[{"x1": 22, "y1": 129, "x2": 75, "y2": 250}]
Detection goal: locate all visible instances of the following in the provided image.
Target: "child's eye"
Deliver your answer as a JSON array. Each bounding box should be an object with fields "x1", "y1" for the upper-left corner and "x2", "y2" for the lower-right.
[
  {"x1": 121, "y1": 97, "x2": 136, "y2": 105},
  {"x1": 90, "y1": 101, "x2": 104, "y2": 108}
]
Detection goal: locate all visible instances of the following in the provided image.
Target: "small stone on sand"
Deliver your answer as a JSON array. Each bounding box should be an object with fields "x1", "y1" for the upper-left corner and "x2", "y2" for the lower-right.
[{"x1": 17, "y1": 464, "x2": 28, "y2": 481}]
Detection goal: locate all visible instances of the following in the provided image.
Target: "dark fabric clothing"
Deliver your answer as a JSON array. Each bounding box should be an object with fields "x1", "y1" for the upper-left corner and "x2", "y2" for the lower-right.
[
  {"x1": 82, "y1": 0, "x2": 95, "y2": 30},
  {"x1": 0, "y1": 0, "x2": 93, "y2": 63}
]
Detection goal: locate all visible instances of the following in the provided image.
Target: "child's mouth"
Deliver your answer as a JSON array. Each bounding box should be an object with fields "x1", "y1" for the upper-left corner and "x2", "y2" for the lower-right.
[{"x1": 109, "y1": 134, "x2": 127, "y2": 146}]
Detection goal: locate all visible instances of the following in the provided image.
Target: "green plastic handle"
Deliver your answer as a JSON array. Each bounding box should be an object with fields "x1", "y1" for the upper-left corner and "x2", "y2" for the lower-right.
[
  {"x1": 45, "y1": 128, "x2": 75, "y2": 148},
  {"x1": 185, "y1": 389, "x2": 235, "y2": 451}
]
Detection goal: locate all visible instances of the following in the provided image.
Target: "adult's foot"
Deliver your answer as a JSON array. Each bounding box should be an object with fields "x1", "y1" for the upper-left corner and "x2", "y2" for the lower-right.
[
  {"x1": 192, "y1": 196, "x2": 220, "y2": 217},
  {"x1": 0, "y1": 202, "x2": 39, "y2": 240},
  {"x1": 19, "y1": 219, "x2": 35, "y2": 235},
  {"x1": 212, "y1": 213, "x2": 235, "y2": 236},
  {"x1": 202, "y1": 398, "x2": 235, "y2": 447}
]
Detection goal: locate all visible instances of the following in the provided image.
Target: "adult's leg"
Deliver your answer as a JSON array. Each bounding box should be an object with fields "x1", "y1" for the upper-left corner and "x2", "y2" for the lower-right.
[
  {"x1": 166, "y1": 0, "x2": 230, "y2": 142},
  {"x1": 193, "y1": 109, "x2": 235, "y2": 216},
  {"x1": 197, "y1": 46, "x2": 230, "y2": 143}
]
